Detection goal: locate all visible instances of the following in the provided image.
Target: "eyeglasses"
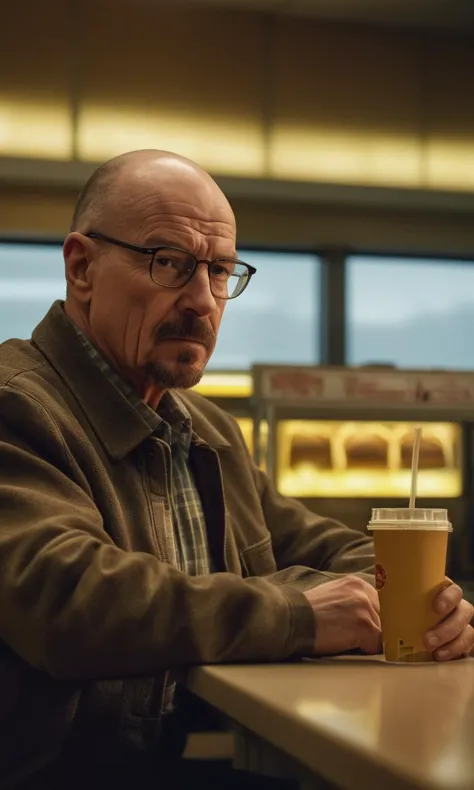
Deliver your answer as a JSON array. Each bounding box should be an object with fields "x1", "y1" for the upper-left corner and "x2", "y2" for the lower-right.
[{"x1": 85, "y1": 231, "x2": 256, "y2": 300}]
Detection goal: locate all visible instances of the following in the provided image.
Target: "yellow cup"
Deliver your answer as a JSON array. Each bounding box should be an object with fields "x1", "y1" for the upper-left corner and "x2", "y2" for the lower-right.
[{"x1": 367, "y1": 508, "x2": 452, "y2": 662}]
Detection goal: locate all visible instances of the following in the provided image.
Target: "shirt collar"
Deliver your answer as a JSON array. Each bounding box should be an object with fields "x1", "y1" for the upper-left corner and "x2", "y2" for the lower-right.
[
  {"x1": 31, "y1": 302, "x2": 200, "y2": 459},
  {"x1": 71, "y1": 318, "x2": 193, "y2": 453}
]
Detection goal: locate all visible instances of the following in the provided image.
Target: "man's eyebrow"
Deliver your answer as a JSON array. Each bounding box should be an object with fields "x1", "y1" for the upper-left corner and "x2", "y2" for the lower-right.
[
  {"x1": 143, "y1": 239, "x2": 240, "y2": 260},
  {"x1": 216, "y1": 250, "x2": 239, "y2": 260},
  {"x1": 143, "y1": 237, "x2": 180, "y2": 249}
]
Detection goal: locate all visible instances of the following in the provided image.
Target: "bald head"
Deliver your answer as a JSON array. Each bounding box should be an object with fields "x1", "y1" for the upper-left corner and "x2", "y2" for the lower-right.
[
  {"x1": 64, "y1": 149, "x2": 240, "y2": 399},
  {"x1": 70, "y1": 149, "x2": 234, "y2": 234}
]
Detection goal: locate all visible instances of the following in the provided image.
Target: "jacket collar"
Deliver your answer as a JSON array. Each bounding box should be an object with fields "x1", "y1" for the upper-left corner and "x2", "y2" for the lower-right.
[
  {"x1": 178, "y1": 391, "x2": 231, "y2": 452},
  {"x1": 32, "y1": 301, "x2": 230, "y2": 459}
]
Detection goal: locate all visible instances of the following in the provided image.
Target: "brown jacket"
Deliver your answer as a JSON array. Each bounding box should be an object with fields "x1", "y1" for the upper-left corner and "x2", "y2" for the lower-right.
[{"x1": 0, "y1": 302, "x2": 374, "y2": 787}]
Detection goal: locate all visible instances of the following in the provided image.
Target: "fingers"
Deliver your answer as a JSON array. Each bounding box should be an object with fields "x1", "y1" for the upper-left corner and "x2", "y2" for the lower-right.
[
  {"x1": 357, "y1": 611, "x2": 383, "y2": 654},
  {"x1": 433, "y1": 624, "x2": 474, "y2": 662},
  {"x1": 350, "y1": 581, "x2": 382, "y2": 653},
  {"x1": 433, "y1": 581, "x2": 463, "y2": 617},
  {"x1": 361, "y1": 580, "x2": 381, "y2": 632},
  {"x1": 308, "y1": 575, "x2": 383, "y2": 656},
  {"x1": 347, "y1": 577, "x2": 381, "y2": 629},
  {"x1": 363, "y1": 580, "x2": 381, "y2": 615},
  {"x1": 425, "y1": 598, "x2": 474, "y2": 653},
  {"x1": 365, "y1": 595, "x2": 381, "y2": 631}
]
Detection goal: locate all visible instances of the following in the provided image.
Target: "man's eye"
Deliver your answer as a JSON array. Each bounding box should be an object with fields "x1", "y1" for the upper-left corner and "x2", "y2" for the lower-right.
[
  {"x1": 211, "y1": 262, "x2": 234, "y2": 279},
  {"x1": 155, "y1": 257, "x2": 176, "y2": 269}
]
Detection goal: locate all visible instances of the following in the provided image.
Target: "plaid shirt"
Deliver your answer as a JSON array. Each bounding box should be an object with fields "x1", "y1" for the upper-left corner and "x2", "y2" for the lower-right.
[{"x1": 72, "y1": 325, "x2": 212, "y2": 577}]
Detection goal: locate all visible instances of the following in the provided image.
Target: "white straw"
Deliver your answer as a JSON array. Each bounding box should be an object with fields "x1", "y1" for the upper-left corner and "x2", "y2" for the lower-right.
[{"x1": 409, "y1": 426, "x2": 422, "y2": 509}]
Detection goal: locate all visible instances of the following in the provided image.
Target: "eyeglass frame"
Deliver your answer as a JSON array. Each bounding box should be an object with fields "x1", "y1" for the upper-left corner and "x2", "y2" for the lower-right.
[{"x1": 84, "y1": 231, "x2": 257, "y2": 300}]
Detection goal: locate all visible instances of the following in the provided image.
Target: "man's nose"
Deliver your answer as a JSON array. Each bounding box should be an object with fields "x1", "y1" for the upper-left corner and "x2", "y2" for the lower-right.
[{"x1": 178, "y1": 262, "x2": 217, "y2": 316}]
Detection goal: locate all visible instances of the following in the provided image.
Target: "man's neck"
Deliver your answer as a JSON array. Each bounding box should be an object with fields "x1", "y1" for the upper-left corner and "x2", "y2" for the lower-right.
[
  {"x1": 64, "y1": 301, "x2": 166, "y2": 409},
  {"x1": 143, "y1": 385, "x2": 164, "y2": 410}
]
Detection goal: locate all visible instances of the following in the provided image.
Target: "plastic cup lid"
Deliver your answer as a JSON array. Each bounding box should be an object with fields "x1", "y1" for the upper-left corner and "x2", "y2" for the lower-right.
[{"x1": 368, "y1": 507, "x2": 452, "y2": 531}]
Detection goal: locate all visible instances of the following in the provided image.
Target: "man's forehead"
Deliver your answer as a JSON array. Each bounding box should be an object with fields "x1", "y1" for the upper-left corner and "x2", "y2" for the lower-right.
[
  {"x1": 116, "y1": 173, "x2": 234, "y2": 221},
  {"x1": 117, "y1": 158, "x2": 222, "y2": 199},
  {"x1": 104, "y1": 160, "x2": 235, "y2": 242},
  {"x1": 143, "y1": 220, "x2": 237, "y2": 252}
]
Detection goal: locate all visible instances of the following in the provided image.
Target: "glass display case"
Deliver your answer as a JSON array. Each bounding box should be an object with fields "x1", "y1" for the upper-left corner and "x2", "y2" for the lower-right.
[
  {"x1": 193, "y1": 372, "x2": 252, "y2": 401},
  {"x1": 277, "y1": 420, "x2": 462, "y2": 499},
  {"x1": 192, "y1": 372, "x2": 266, "y2": 460},
  {"x1": 252, "y1": 364, "x2": 474, "y2": 579}
]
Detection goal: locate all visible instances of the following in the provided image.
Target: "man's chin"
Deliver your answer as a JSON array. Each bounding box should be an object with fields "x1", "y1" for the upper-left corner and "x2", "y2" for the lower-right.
[{"x1": 145, "y1": 360, "x2": 205, "y2": 390}]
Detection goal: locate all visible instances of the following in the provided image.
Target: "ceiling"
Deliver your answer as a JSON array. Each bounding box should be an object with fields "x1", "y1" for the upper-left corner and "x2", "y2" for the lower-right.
[{"x1": 175, "y1": 0, "x2": 474, "y2": 31}]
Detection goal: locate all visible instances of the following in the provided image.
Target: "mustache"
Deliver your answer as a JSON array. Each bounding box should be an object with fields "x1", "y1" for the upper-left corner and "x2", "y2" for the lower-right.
[{"x1": 155, "y1": 316, "x2": 216, "y2": 349}]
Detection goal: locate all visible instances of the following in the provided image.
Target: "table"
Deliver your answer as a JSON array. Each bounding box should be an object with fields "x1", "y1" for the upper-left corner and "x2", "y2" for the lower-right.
[{"x1": 187, "y1": 655, "x2": 474, "y2": 790}]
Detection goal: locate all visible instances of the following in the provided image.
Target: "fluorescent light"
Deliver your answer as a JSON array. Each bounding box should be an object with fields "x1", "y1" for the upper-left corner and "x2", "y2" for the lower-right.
[
  {"x1": 0, "y1": 97, "x2": 72, "y2": 159},
  {"x1": 426, "y1": 139, "x2": 474, "y2": 190},
  {"x1": 269, "y1": 126, "x2": 421, "y2": 186},
  {"x1": 77, "y1": 105, "x2": 265, "y2": 176}
]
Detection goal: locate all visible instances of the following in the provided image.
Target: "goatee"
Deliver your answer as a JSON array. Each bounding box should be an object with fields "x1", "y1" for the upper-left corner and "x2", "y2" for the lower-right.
[{"x1": 145, "y1": 359, "x2": 204, "y2": 390}]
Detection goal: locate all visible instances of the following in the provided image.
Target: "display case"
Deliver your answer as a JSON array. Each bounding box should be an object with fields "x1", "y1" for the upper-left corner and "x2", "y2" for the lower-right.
[
  {"x1": 192, "y1": 371, "x2": 263, "y2": 458},
  {"x1": 252, "y1": 365, "x2": 474, "y2": 580},
  {"x1": 276, "y1": 419, "x2": 461, "y2": 499}
]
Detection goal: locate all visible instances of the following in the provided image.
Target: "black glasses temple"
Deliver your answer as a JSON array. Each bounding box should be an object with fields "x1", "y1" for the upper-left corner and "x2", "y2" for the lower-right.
[
  {"x1": 86, "y1": 232, "x2": 157, "y2": 255},
  {"x1": 87, "y1": 232, "x2": 257, "y2": 275}
]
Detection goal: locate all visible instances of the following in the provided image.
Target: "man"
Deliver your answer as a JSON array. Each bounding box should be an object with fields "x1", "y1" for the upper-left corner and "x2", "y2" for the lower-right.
[{"x1": 0, "y1": 150, "x2": 472, "y2": 789}]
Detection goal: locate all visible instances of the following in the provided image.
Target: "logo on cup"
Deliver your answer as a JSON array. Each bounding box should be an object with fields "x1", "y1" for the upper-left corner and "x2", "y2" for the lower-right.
[{"x1": 375, "y1": 564, "x2": 387, "y2": 591}]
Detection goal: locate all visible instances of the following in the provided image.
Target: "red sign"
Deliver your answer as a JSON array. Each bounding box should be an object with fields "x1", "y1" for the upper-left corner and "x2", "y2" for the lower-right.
[
  {"x1": 260, "y1": 367, "x2": 474, "y2": 406},
  {"x1": 375, "y1": 564, "x2": 387, "y2": 592},
  {"x1": 268, "y1": 371, "x2": 324, "y2": 399}
]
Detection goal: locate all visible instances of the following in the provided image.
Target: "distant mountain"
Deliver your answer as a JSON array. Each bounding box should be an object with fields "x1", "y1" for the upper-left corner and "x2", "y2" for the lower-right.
[
  {"x1": 210, "y1": 304, "x2": 317, "y2": 368},
  {"x1": 350, "y1": 303, "x2": 474, "y2": 370},
  {"x1": 0, "y1": 300, "x2": 61, "y2": 343},
  {"x1": 3, "y1": 290, "x2": 474, "y2": 374}
]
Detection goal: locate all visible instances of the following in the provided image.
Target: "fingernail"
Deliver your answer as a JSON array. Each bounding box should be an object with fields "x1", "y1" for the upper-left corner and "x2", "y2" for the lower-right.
[
  {"x1": 437, "y1": 600, "x2": 448, "y2": 613},
  {"x1": 426, "y1": 634, "x2": 439, "y2": 648},
  {"x1": 437, "y1": 648, "x2": 450, "y2": 660}
]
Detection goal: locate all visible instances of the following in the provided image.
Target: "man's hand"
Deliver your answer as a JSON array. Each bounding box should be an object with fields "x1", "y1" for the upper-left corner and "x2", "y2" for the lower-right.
[
  {"x1": 304, "y1": 576, "x2": 382, "y2": 656},
  {"x1": 425, "y1": 581, "x2": 474, "y2": 661}
]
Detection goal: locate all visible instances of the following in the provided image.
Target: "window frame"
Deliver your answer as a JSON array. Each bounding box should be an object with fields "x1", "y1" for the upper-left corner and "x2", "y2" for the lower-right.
[
  {"x1": 3, "y1": 237, "x2": 474, "y2": 370},
  {"x1": 0, "y1": 238, "x2": 324, "y2": 367},
  {"x1": 345, "y1": 250, "x2": 474, "y2": 369}
]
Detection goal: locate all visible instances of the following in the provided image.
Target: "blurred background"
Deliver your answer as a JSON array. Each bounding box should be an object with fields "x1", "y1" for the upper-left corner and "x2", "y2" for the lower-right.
[{"x1": 3, "y1": 0, "x2": 474, "y2": 581}]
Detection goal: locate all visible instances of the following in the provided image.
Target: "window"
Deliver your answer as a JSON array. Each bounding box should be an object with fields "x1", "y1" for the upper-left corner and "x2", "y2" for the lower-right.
[
  {"x1": 0, "y1": 243, "x2": 65, "y2": 343},
  {"x1": 347, "y1": 255, "x2": 474, "y2": 370},
  {"x1": 0, "y1": 243, "x2": 321, "y2": 369},
  {"x1": 209, "y1": 250, "x2": 320, "y2": 369}
]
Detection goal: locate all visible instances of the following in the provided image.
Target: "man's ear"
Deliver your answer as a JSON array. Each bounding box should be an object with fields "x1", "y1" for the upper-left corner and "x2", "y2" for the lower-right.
[{"x1": 63, "y1": 233, "x2": 94, "y2": 302}]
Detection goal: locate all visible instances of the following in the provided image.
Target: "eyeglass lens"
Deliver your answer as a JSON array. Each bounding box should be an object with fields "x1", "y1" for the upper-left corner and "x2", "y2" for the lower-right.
[{"x1": 151, "y1": 249, "x2": 249, "y2": 299}]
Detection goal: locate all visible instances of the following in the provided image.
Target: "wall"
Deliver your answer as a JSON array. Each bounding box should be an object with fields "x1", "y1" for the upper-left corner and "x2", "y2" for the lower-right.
[
  {"x1": 2, "y1": 0, "x2": 474, "y2": 252},
  {"x1": 2, "y1": 184, "x2": 474, "y2": 256},
  {"x1": 3, "y1": 1, "x2": 474, "y2": 188}
]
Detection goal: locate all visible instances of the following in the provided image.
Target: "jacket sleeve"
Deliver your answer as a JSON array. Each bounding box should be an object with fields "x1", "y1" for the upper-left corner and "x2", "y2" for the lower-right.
[
  {"x1": 0, "y1": 385, "x2": 315, "y2": 681},
  {"x1": 253, "y1": 464, "x2": 375, "y2": 589}
]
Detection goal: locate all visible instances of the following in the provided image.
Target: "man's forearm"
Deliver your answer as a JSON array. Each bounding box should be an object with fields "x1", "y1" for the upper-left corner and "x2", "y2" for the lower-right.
[{"x1": 266, "y1": 565, "x2": 375, "y2": 591}]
